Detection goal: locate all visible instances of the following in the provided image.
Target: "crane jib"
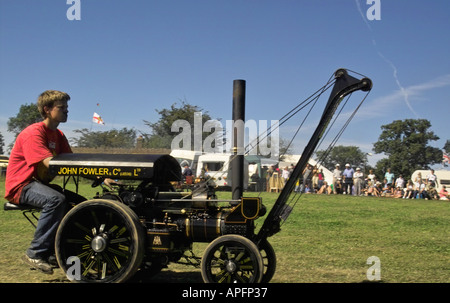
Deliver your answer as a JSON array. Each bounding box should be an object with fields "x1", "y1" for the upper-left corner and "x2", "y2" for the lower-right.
[{"x1": 256, "y1": 69, "x2": 372, "y2": 243}]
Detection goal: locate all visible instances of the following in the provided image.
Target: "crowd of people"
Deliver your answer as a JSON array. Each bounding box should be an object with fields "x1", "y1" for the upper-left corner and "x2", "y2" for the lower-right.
[{"x1": 265, "y1": 163, "x2": 450, "y2": 201}]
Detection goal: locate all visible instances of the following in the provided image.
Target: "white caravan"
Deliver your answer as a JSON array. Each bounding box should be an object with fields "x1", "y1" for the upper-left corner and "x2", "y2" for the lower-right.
[
  {"x1": 169, "y1": 149, "x2": 202, "y2": 173},
  {"x1": 279, "y1": 154, "x2": 334, "y2": 185},
  {"x1": 196, "y1": 153, "x2": 248, "y2": 189}
]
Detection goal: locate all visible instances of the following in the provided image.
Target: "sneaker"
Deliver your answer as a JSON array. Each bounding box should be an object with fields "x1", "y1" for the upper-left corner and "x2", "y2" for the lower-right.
[{"x1": 22, "y1": 254, "x2": 54, "y2": 274}]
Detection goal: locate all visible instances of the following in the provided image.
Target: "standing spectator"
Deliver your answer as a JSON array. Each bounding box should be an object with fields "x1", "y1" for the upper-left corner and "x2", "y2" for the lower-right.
[
  {"x1": 353, "y1": 167, "x2": 364, "y2": 196},
  {"x1": 311, "y1": 166, "x2": 319, "y2": 192},
  {"x1": 266, "y1": 166, "x2": 274, "y2": 192},
  {"x1": 182, "y1": 164, "x2": 193, "y2": 177},
  {"x1": 281, "y1": 166, "x2": 290, "y2": 183},
  {"x1": 261, "y1": 166, "x2": 268, "y2": 191},
  {"x1": 426, "y1": 169, "x2": 438, "y2": 188},
  {"x1": 367, "y1": 169, "x2": 376, "y2": 182},
  {"x1": 395, "y1": 174, "x2": 405, "y2": 189},
  {"x1": 342, "y1": 163, "x2": 354, "y2": 195},
  {"x1": 288, "y1": 164, "x2": 295, "y2": 175},
  {"x1": 302, "y1": 164, "x2": 312, "y2": 193},
  {"x1": 318, "y1": 168, "x2": 325, "y2": 190},
  {"x1": 414, "y1": 172, "x2": 422, "y2": 183},
  {"x1": 332, "y1": 164, "x2": 342, "y2": 194},
  {"x1": 384, "y1": 168, "x2": 395, "y2": 188},
  {"x1": 182, "y1": 164, "x2": 193, "y2": 184}
]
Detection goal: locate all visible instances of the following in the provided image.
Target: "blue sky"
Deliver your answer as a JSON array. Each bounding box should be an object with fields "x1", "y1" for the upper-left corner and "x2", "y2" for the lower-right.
[{"x1": 1, "y1": 0, "x2": 449, "y2": 166}]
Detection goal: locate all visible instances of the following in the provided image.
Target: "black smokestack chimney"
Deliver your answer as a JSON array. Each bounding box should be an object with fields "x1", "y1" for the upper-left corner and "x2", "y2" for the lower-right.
[{"x1": 231, "y1": 79, "x2": 246, "y2": 203}]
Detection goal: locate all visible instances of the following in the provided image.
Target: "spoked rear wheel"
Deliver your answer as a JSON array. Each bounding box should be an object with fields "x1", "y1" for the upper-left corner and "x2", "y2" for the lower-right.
[
  {"x1": 201, "y1": 235, "x2": 264, "y2": 283},
  {"x1": 259, "y1": 239, "x2": 276, "y2": 283},
  {"x1": 55, "y1": 199, "x2": 145, "y2": 283}
]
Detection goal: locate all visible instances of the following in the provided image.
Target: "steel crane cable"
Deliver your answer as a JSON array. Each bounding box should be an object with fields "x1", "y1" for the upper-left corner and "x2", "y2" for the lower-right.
[
  {"x1": 279, "y1": 88, "x2": 372, "y2": 227},
  {"x1": 190, "y1": 76, "x2": 337, "y2": 196},
  {"x1": 244, "y1": 76, "x2": 336, "y2": 157}
]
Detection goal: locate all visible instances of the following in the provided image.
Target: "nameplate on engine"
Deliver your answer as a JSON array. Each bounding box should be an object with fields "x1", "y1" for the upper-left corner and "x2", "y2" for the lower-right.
[
  {"x1": 48, "y1": 153, "x2": 170, "y2": 180},
  {"x1": 53, "y1": 165, "x2": 152, "y2": 178}
]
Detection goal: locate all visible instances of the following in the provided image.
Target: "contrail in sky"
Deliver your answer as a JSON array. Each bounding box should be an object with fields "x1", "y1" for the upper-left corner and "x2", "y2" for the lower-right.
[{"x1": 355, "y1": 0, "x2": 419, "y2": 118}]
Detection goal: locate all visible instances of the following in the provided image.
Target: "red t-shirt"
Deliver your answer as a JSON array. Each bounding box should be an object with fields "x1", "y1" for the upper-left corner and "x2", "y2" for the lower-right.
[{"x1": 4, "y1": 122, "x2": 72, "y2": 204}]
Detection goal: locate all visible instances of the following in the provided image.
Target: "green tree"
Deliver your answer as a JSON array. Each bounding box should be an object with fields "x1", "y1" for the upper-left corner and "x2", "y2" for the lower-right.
[
  {"x1": 142, "y1": 101, "x2": 214, "y2": 149},
  {"x1": 7, "y1": 103, "x2": 42, "y2": 137},
  {"x1": 315, "y1": 145, "x2": 369, "y2": 172},
  {"x1": 277, "y1": 137, "x2": 294, "y2": 162},
  {"x1": 444, "y1": 139, "x2": 450, "y2": 153},
  {"x1": 373, "y1": 119, "x2": 441, "y2": 179},
  {"x1": 71, "y1": 128, "x2": 137, "y2": 148},
  {"x1": 6, "y1": 103, "x2": 43, "y2": 151}
]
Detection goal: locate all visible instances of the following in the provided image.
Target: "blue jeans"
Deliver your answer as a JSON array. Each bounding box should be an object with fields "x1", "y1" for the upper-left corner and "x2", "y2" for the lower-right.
[{"x1": 20, "y1": 181, "x2": 85, "y2": 259}]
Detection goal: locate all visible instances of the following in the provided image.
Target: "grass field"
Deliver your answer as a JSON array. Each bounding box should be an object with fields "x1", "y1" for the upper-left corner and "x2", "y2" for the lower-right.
[{"x1": 1, "y1": 177, "x2": 449, "y2": 283}]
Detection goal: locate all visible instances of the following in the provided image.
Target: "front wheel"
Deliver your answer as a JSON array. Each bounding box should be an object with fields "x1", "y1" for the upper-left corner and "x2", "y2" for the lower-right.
[
  {"x1": 55, "y1": 199, "x2": 145, "y2": 283},
  {"x1": 259, "y1": 239, "x2": 276, "y2": 283},
  {"x1": 201, "y1": 235, "x2": 264, "y2": 283}
]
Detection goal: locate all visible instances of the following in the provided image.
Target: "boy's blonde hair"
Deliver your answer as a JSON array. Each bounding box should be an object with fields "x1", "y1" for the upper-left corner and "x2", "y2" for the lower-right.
[{"x1": 37, "y1": 90, "x2": 70, "y2": 118}]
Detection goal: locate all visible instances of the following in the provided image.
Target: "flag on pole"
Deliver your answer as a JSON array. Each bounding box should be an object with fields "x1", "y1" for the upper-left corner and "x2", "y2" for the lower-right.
[
  {"x1": 443, "y1": 151, "x2": 449, "y2": 166},
  {"x1": 93, "y1": 112, "x2": 105, "y2": 125}
]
